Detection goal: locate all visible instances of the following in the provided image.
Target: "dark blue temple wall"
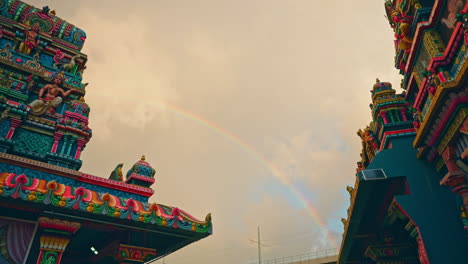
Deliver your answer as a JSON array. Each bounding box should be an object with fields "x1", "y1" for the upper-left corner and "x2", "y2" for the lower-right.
[
  {"x1": 365, "y1": 136, "x2": 468, "y2": 263},
  {"x1": 0, "y1": 162, "x2": 149, "y2": 202}
]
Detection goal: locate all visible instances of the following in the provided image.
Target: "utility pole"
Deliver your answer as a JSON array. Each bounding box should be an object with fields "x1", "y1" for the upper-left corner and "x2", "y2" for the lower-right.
[{"x1": 258, "y1": 226, "x2": 262, "y2": 264}]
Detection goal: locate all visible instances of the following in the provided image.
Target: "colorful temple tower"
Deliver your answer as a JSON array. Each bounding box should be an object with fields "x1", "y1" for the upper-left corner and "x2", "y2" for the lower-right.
[
  {"x1": 339, "y1": 1, "x2": 468, "y2": 263},
  {"x1": 0, "y1": 1, "x2": 212, "y2": 263}
]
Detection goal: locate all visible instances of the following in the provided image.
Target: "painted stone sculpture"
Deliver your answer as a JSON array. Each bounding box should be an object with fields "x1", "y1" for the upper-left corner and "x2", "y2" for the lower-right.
[
  {"x1": 0, "y1": 1, "x2": 212, "y2": 263},
  {"x1": 18, "y1": 22, "x2": 41, "y2": 55},
  {"x1": 29, "y1": 72, "x2": 76, "y2": 115}
]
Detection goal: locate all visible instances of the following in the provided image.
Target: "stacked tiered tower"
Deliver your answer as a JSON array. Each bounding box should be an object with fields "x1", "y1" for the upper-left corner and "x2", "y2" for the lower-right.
[
  {"x1": 0, "y1": 2, "x2": 212, "y2": 264},
  {"x1": 339, "y1": 1, "x2": 468, "y2": 263},
  {"x1": 0, "y1": 3, "x2": 89, "y2": 170}
]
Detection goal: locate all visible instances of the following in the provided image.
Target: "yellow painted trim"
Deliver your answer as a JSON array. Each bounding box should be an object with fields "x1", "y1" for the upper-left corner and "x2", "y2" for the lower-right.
[
  {"x1": 416, "y1": 146, "x2": 427, "y2": 159},
  {"x1": 436, "y1": 107, "x2": 468, "y2": 154},
  {"x1": 20, "y1": 125, "x2": 54, "y2": 136},
  {"x1": 436, "y1": 157, "x2": 444, "y2": 171},
  {"x1": 337, "y1": 176, "x2": 360, "y2": 262},
  {"x1": 413, "y1": 56, "x2": 468, "y2": 147}
]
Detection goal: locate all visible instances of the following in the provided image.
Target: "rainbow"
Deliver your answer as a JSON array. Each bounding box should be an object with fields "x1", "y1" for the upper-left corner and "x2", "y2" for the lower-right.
[{"x1": 163, "y1": 102, "x2": 339, "y2": 249}]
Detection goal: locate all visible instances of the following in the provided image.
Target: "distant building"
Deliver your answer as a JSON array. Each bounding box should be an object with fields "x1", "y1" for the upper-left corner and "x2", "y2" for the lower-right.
[
  {"x1": 339, "y1": 1, "x2": 468, "y2": 263},
  {"x1": 0, "y1": 1, "x2": 211, "y2": 263}
]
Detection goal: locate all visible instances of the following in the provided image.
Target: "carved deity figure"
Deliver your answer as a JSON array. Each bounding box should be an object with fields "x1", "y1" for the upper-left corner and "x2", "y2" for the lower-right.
[
  {"x1": 356, "y1": 161, "x2": 364, "y2": 173},
  {"x1": 426, "y1": 74, "x2": 439, "y2": 95},
  {"x1": 390, "y1": 0, "x2": 421, "y2": 51},
  {"x1": 357, "y1": 129, "x2": 369, "y2": 166},
  {"x1": 441, "y1": 0, "x2": 466, "y2": 29},
  {"x1": 29, "y1": 72, "x2": 76, "y2": 115},
  {"x1": 413, "y1": 112, "x2": 420, "y2": 129},
  {"x1": 341, "y1": 218, "x2": 347, "y2": 226},
  {"x1": 18, "y1": 22, "x2": 41, "y2": 55},
  {"x1": 346, "y1": 186, "x2": 354, "y2": 198},
  {"x1": 364, "y1": 130, "x2": 377, "y2": 161},
  {"x1": 358, "y1": 127, "x2": 378, "y2": 164}
]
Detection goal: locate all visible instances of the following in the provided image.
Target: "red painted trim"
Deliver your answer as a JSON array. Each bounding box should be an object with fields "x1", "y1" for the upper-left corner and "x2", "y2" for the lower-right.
[
  {"x1": 2, "y1": 30, "x2": 14, "y2": 38},
  {"x1": 63, "y1": 111, "x2": 89, "y2": 123},
  {"x1": 414, "y1": 78, "x2": 428, "y2": 111},
  {"x1": 428, "y1": 23, "x2": 464, "y2": 70},
  {"x1": 406, "y1": 73, "x2": 416, "y2": 101},
  {"x1": 379, "y1": 128, "x2": 416, "y2": 151},
  {"x1": 52, "y1": 37, "x2": 79, "y2": 51},
  {"x1": 57, "y1": 252, "x2": 64, "y2": 264},
  {"x1": 405, "y1": 0, "x2": 444, "y2": 73},
  {"x1": 5, "y1": 100, "x2": 21, "y2": 107},
  {"x1": 126, "y1": 173, "x2": 156, "y2": 184},
  {"x1": 428, "y1": 95, "x2": 468, "y2": 146},
  {"x1": 427, "y1": 148, "x2": 439, "y2": 162},
  {"x1": 393, "y1": 201, "x2": 431, "y2": 264},
  {"x1": 0, "y1": 16, "x2": 13, "y2": 25},
  {"x1": 55, "y1": 124, "x2": 89, "y2": 137},
  {"x1": 414, "y1": 23, "x2": 464, "y2": 111},
  {"x1": 35, "y1": 250, "x2": 44, "y2": 264},
  {"x1": 79, "y1": 173, "x2": 154, "y2": 197}
]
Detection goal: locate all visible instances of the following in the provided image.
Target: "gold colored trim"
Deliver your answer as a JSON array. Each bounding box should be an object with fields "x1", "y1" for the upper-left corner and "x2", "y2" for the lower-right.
[
  {"x1": 436, "y1": 108, "x2": 468, "y2": 154},
  {"x1": 413, "y1": 58, "x2": 468, "y2": 147}
]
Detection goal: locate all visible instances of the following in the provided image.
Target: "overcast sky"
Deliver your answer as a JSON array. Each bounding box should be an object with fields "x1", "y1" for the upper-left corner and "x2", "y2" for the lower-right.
[{"x1": 34, "y1": 1, "x2": 401, "y2": 263}]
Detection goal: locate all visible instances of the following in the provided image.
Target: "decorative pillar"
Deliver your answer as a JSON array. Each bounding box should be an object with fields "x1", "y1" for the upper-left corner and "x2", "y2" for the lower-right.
[
  {"x1": 74, "y1": 138, "x2": 86, "y2": 159},
  {"x1": 440, "y1": 146, "x2": 468, "y2": 230},
  {"x1": 36, "y1": 217, "x2": 81, "y2": 264},
  {"x1": 51, "y1": 133, "x2": 63, "y2": 153},
  {"x1": 380, "y1": 111, "x2": 389, "y2": 124},
  {"x1": 59, "y1": 135, "x2": 69, "y2": 155},
  {"x1": 453, "y1": 185, "x2": 468, "y2": 230},
  {"x1": 389, "y1": 111, "x2": 396, "y2": 123},
  {"x1": 394, "y1": 110, "x2": 401, "y2": 122},
  {"x1": 116, "y1": 244, "x2": 157, "y2": 264},
  {"x1": 441, "y1": 146, "x2": 464, "y2": 177},
  {"x1": 6, "y1": 118, "x2": 21, "y2": 139},
  {"x1": 400, "y1": 108, "x2": 408, "y2": 121},
  {"x1": 66, "y1": 137, "x2": 76, "y2": 156}
]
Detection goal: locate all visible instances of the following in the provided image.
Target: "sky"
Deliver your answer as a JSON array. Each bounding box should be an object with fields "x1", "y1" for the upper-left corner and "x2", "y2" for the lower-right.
[{"x1": 33, "y1": 0, "x2": 401, "y2": 263}]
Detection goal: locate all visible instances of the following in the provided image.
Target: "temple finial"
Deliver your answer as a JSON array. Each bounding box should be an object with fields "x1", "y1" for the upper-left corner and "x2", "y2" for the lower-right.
[
  {"x1": 141, "y1": 155, "x2": 145, "y2": 161},
  {"x1": 376, "y1": 78, "x2": 380, "y2": 83}
]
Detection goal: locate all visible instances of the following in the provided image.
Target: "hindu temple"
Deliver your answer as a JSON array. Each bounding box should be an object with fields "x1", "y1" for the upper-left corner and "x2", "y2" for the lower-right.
[
  {"x1": 0, "y1": 1, "x2": 212, "y2": 263},
  {"x1": 338, "y1": 1, "x2": 468, "y2": 263}
]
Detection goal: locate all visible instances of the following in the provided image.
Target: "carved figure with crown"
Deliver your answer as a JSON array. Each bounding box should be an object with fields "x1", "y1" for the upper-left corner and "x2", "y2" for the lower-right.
[
  {"x1": 18, "y1": 22, "x2": 41, "y2": 55},
  {"x1": 0, "y1": 2, "x2": 211, "y2": 263},
  {"x1": 29, "y1": 71, "x2": 76, "y2": 115}
]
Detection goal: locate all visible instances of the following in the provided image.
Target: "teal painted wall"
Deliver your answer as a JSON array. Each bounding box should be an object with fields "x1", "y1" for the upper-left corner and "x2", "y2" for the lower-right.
[{"x1": 365, "y1": 136, "x2": 468, "y2": 263}]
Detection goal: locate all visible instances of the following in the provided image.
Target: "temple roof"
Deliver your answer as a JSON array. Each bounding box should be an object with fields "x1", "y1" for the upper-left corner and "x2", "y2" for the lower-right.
[
  {"x1": 0, "y1": 152, "x2": 212, "y2": 235},
  {"x1": 0, "y1": 1, "x2": 86, "y2": 50}
]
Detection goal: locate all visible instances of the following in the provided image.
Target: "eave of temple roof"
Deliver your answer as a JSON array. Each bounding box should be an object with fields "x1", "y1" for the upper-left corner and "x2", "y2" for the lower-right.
[
  {"x1": 338, "y1": 175, "x2": 408, "y2": 263},
  {"x1": 0, "y1": 152, "x2": 212, "y2": 234},
  {"x1": 0, "y1": 171, "x2": 212, "y2": 234},
  {"x1": 0, "y1": 152, "x2": 153, "y2": 198}
]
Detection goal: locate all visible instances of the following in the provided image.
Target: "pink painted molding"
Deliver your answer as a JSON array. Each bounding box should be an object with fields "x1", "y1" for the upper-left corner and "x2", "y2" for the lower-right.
[{"x1": 0, "y1": 152, "x2": 154, "y2": 197}]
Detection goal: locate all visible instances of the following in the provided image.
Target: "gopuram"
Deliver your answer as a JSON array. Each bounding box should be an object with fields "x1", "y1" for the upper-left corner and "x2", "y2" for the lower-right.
[
  {"x1": 338, "y1": 1, "x2": 468, "y2": 263},
  {"x1": 0, "y1": 1, "x2": 212, "y2": 263}
]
